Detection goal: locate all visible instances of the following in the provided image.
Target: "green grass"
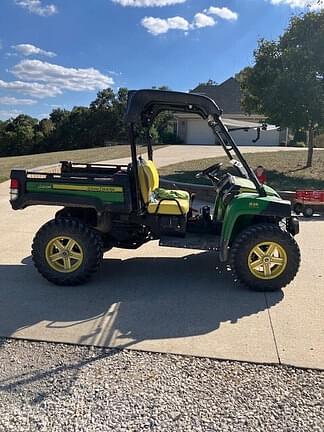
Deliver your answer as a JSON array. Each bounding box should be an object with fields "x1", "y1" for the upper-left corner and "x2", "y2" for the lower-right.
[
  {"x1": 159, "y1": 150, "x2": 324, "y2": 191},
  {"x1": 0, "y1": 145, "x2": 162, "y2": 183}
]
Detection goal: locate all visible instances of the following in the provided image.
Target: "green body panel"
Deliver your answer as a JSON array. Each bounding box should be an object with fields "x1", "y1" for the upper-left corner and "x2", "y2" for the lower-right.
[
  {"x1": 26, "y1": 181, "x2": 125, "y2": 203},
  {"x1": 220, "y1": 193, "x2": 283, "y2": 243},
  {"x1": 213, "y1": 176, "x2": 280, "y2": 223},
  {"x1": 231, "y1": 176, "x2": 280, "y2": 198}
]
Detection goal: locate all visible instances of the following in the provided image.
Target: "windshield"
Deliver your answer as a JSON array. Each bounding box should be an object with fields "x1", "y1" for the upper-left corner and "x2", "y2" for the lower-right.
[{"x1": 230, "y1": 159, "x2": 249, "y2": 179}]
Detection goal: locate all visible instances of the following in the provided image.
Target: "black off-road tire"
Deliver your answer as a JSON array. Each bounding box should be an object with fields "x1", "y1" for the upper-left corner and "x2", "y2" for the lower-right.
[
  {"x1": 303, "y1": 206, "x2": 314, "y2": 218},
  {"x1": 32, "y1": 218, "x2": 104, "y2": 286},
  {"x1": 293, "y1": 203, "x2": 303, "y2": 215},
  {"x1": 230, "y1": 223, "x2": 301, "y2": 292}
]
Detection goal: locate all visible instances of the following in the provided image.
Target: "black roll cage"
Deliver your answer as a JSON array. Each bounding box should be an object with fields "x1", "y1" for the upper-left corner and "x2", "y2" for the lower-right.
[{"x1": 124, "y1": 89, "x2": 266, "y2": 212}]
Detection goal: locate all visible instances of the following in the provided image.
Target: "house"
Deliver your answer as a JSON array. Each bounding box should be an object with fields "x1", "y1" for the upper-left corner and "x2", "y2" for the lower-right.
[{"x1": 176, "y1": 78, "x2": 287, "y2": 146}]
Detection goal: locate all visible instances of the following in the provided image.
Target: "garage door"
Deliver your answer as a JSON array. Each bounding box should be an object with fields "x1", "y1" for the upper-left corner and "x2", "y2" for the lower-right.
[
  {"x1": 231, "y1": 129, "x2": 279, "y2": 146},
  {"x1": 186, "y1": 119, "x2": 279, "y2": 146},
  {"x1": 186, "y1": 119, "x2": 215, "y2": 145}
]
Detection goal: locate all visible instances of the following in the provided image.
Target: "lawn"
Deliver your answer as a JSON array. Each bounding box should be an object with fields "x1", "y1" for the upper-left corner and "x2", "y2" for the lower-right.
[
  {"x1": 159, "y1": 150, "x2": 324, "y2": 191},
  {"x1": 0, "y1": 145, "x2": 158, "y2": 183}
]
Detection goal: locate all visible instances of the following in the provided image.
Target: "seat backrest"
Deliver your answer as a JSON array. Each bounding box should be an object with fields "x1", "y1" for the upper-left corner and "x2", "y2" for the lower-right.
[{"x1": 138, "y1": 159, "x2": 159, "y2": 204}]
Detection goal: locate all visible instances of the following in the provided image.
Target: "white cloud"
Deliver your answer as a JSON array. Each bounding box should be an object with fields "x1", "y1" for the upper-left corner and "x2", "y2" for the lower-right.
[
  {"x1": 0, "y1": 109, "x2": 23, "y2": 120},
  {"x1": 113, "y1": 0, "x2": 186, "y2": 6},
  {"x1": 168, "y1": 16, "x2": 190, "y2": 31},
  {"x1": 142, "y1": 11, "x2": 218, "y2": 35},
  {"x1": 0, "y1": 79, "x2": 62, "y2": 98},
  {"x1": 192, "y1": 13, "x2": 216, "y2": 29},
  {"x1": 0, "y1": 96, "x2": 37, "y2": 105},
  {"x1": 206, "y1": 6, "x2": 238, "y2": 21},
  {"x1": 13, "y1": 43, "x2": 56, "y2": 58},
  {"x1": 36, "y1": 112, "x2": 50, "y2": 119},
  {"x1": 11, "y1": 60, "x2": 114, "y2": 91},
  {"x1": 15, "y1": 0, "x2": 58, "y2": 16},
  {"x1": 141, "y1": 17, "x2": 169, "y2": 35},
  {"x1": 141, "y1": 16, "x2": 190, "y2": 35},
  {"x1": 270, "y1": 0, "x2": 323, "y2": 10},
  {"x1": 0, "y1": 60, "x2": 114, "y2": 99}
]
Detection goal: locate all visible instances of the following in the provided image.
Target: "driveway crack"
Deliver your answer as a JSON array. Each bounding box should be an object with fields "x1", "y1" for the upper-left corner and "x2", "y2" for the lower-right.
[{"x1": 264, "y1": 292, "x2": 281, "y2": 365}]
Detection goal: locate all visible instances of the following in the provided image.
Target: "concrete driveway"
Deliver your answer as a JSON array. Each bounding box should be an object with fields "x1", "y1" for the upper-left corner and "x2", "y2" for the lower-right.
[
  {"x1": 0, "y1": 180, "x2": 323, "y2": 369},
  {"x1": 102, "y1": 145, "x2": 307, "y2": 168}
]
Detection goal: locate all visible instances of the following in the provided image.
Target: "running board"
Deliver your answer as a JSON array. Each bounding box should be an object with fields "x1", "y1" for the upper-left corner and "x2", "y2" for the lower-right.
[{"x1": 159, "y1": 233, "x2": 220, "y2": 251}]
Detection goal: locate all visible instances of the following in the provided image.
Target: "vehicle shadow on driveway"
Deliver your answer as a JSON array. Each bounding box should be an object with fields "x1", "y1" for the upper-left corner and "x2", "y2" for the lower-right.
[{"x1": 0, "y1": 251, "x2": 283, "y2": 349}]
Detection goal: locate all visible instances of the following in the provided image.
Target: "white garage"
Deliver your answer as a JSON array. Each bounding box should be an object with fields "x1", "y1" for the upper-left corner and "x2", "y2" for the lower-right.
[
  {"x1": 186, "y1": 118, "x2": 216, "y2": 145},
  {"x1": 177, "y1": 116, "x2": 281, "y2": 147},
  {"x1": 176, "y1": 78, "x2": 287, "y2": 147}
]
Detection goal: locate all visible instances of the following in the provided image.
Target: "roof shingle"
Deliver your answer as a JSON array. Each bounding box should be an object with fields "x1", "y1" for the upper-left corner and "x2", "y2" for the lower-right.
[{"x1": 191, "y1": 77, "x2": 243, "y2": 114}]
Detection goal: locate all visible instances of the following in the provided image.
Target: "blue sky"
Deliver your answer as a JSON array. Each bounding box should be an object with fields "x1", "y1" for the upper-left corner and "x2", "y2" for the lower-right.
[{"x1": 0, "y1": 0, "x2": 321, "y2": 120}]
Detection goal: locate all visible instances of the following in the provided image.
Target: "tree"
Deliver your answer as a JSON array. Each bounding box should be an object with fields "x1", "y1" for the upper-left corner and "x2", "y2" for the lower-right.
[
  {"x1": 0, "y1": 114, "x2": 38, "y2": 156},
  {"x1": 49, "y1": 108, "x2": 70, "y2": 127},
  {"x1": 0, "y1": 85, "x2": 180, "y2": 156},
  {"x1": 239, "y1": 10, "x2": 324, "y2": 166},
  {"x1": 90, "y1": 88, "x2": 115, "y2": 111}
]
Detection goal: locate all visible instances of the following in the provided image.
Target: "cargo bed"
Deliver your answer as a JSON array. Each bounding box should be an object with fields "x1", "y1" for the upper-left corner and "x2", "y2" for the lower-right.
[{"x1": 10, "y1": 161, "x2": 134, "y2": 213}]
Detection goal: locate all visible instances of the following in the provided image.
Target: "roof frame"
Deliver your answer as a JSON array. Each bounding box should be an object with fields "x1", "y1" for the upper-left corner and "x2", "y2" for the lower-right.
[{"x1": 124, "y1": 89, "x2": 222, "y2": 126}]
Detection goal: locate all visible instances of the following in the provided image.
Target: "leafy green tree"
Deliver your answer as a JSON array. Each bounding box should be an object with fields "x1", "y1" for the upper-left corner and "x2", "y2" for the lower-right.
[
  {"x1": 90, "y1": 88, "x2": 115, "y2": 111},
  {"x1": 49, "y1": 108, "x2": 70, "y2": 127},
  {"x1": 199, "y1": 79, "x2": 217, "y2": 86},
  {"x1": 0, "y1": 85, "x2": 182, "y2": 156},
  {"x1": 0, "y1": 114, "x2": 38, "y2": 155},
  {"x1": 38, "y1": 118, "x2": 54, "y2": 136},
  {"x1": 239, "y1": 10, "x2": 324, "y2": 166}
]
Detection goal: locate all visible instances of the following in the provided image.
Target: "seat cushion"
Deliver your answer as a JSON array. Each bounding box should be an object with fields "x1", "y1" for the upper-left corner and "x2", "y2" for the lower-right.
[
  {"x1": 147, "y1": 198, "x2": 190, "y2": 215},
  {"x1": 154, "y1": 188, "x2": 190, "y2": 201}
]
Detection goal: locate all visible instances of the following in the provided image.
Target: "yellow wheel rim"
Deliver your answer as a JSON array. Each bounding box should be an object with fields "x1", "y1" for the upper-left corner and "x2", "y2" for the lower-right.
[
  {"x1": 248, "y1": 241, "x2": 287, "y2": 280},
  {"x1": 45, "y1": 236, "x2": 84, "y2": 273}
]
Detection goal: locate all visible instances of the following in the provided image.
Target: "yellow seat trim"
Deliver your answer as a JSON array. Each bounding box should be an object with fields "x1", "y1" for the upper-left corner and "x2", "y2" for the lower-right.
[
  {"x1": 147, "y1": 198, "x2": 190, "y2": 215},
  {"x1": 143, "y1": 160, "x2": 159, "y2": 191},
  {"x1": 138, "y1": 162, "x2": 150, "y2": 204},
  {"x1": 138, "y1": 158, "x2": 190, "y2": 215}
]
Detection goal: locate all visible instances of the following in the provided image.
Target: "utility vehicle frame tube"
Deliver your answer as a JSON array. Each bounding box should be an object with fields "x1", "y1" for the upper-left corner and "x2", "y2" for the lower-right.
[
  {"x1": 209, "y1": 117, "x2": 266, "y2": 197},
  {"x1": 129, "y1": 123, "x2": 141, "y2": 212}
]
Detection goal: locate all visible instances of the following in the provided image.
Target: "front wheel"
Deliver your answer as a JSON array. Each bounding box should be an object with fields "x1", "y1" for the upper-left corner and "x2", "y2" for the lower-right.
[
  {"x1": 230, "y1": 224, "x2": 300, "y2": 292},
  {"x1": 32, "y1": 218, "x2": 104, "y2": 286}
]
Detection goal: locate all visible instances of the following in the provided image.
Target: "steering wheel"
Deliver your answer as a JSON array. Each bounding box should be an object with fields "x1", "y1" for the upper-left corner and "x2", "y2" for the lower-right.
[{"x1": 195, "y1": 162, "x2": 223, "y2": 181}]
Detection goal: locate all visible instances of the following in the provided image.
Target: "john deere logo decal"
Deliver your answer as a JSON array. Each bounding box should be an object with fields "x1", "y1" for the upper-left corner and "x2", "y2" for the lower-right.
[{"x1": 52, "y1": 184, "x2": 123, "y2": 193}]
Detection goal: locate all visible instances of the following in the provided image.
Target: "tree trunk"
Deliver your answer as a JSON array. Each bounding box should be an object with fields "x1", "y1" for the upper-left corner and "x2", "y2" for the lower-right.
[{"x1": 306, "y1": 124, "x2": 314, "y2": 168}]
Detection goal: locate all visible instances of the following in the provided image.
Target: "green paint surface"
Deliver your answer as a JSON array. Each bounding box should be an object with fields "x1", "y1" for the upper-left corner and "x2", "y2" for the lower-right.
[
  {"x1": 220, "y1": 193, "x2": 284, "y2": 243},
  {"x1": 26, "y1": 181, "x2": 124, "y2": 203}
]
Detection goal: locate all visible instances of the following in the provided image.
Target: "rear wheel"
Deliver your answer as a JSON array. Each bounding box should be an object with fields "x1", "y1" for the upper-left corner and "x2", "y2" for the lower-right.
[
  {"x1": 32, "y1": 218, "x2": 103, "y2": 286},
  {"x1": 230, "y1": 224, "x2": 300, "y2": 291},
  {"x1": 303, "y1": 206, "x2": 313, "y2": 217}
]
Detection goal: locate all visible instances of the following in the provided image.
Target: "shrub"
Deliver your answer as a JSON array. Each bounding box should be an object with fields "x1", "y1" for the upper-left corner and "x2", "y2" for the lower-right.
[
  {"x1": 160, "y1": 131, "x2": 183, "y2": 144},
  {"x1": 315, "y1": 134, "x2": 324, "y2": 148}
]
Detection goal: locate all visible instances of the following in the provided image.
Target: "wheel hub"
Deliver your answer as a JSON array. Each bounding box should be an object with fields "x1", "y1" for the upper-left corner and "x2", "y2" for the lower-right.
[
  {"x1": 45, "y1": 236, "x2": 84, "y2": 273},
  {"x1": 248, "y1": 241, "x2": 288, "y2": 280}
]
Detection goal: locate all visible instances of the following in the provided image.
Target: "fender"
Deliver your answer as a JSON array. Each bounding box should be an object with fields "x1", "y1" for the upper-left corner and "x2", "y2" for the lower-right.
[{"x1": 219, "y1": 194, "x2": 291, "y2": 261}]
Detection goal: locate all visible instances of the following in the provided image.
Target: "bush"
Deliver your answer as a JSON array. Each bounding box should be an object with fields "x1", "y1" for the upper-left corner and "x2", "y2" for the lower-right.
[
  {"x1": 315, "y1": 134, "x2": 324, "y2": 148},
  {"x1": 294, "y1": 129, "x2": 307, "y2": 143},
  {"x1": 160, "y1": 131, "x2": 183, "y2": 144}
]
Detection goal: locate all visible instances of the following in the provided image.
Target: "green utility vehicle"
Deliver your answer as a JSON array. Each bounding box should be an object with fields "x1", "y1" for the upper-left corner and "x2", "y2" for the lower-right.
[{"x1": 10, "y1": 90, "x2": 300, "y2": 290}]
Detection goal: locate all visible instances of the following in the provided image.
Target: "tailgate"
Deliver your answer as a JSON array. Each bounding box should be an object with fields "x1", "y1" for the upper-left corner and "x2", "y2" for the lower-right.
[{"x1": 10, "y1": 167, "x2": 133, "y2": 213}]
